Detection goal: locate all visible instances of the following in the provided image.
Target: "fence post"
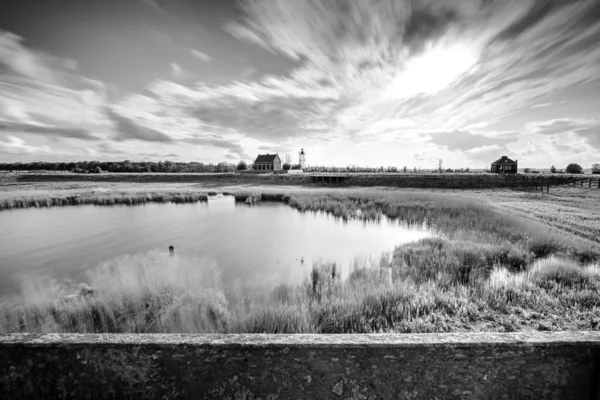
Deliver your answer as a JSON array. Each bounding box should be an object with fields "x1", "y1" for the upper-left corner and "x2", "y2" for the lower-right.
[
  {"x1": 589, "y1": 178, "x2": 592, "y2": 188},
  {"x1": 541, "y1": 177, "x2": 544, "y2": 193}
]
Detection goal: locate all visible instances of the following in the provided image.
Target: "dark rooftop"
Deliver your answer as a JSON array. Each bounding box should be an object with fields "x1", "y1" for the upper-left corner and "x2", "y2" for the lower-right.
[
  {"x1": 491, "y1": 156, "x2": 517, "y2": 165},
  {"x1": 255, "y1": 154, "x2": 279, "y2": 163}
]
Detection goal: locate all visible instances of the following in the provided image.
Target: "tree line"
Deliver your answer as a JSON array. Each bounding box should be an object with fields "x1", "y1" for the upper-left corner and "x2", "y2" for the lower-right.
[
  {"x1": 0, "y1": 160, "x2": 242, "y2": 173},
  {"x1": 1, "y1": 160, "x2": 597, "y2": 174},
  {"x1": 0, "y1": 160, "x2": 477, "y2": 174}
]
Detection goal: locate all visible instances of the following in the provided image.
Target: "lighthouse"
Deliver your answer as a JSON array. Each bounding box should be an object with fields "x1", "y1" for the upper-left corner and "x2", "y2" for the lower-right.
[{"x1": 299, "y1": 148, "x2": 306, "y2": 169}]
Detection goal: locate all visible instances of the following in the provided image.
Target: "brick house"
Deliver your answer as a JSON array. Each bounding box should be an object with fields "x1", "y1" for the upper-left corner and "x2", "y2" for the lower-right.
[
  {"x1": 491, "y1": 156, "x2": 518, "y2": 174},
  {"x1": 254, "y1": 154, "x2": 282, "y2": 171}
]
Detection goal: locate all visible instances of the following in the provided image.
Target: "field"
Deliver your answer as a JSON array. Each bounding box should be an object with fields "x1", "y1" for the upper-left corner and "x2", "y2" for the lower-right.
[{"x1": 1, "y1": 174, "x2": 599, "y2": 334}]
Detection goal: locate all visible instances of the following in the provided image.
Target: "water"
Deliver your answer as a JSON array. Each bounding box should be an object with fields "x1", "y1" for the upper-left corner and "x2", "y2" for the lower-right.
[{"x1": 0, "y1": 195, "x2": 430, "y2": 296}]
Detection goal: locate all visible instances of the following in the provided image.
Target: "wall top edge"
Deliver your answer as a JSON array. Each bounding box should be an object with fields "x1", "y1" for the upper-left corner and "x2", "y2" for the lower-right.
[{"x1": 1, "y1": 332, "x2": 600, "y2": 346}]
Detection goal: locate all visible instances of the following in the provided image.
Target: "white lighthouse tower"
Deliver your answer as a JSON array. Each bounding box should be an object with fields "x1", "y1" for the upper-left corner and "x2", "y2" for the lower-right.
[{"x1": 299, "y1": 148, "x2": 306, "y2": 169}]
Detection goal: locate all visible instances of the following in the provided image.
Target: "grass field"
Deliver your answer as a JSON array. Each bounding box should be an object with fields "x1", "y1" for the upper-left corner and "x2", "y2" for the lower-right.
[{"x1": 1, "y1": 177, "x2": 599, "y2": 333}]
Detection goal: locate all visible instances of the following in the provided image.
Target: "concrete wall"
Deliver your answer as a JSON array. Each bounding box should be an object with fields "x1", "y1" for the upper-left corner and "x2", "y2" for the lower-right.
[{"x1": 1, "y1": 332, "x2": 599, "y2": 400}]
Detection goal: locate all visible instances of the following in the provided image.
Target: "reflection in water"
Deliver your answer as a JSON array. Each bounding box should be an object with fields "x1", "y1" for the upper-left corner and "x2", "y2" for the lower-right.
[{"x1": 0, "y1": 196, "x2": 431, "y2": 296}]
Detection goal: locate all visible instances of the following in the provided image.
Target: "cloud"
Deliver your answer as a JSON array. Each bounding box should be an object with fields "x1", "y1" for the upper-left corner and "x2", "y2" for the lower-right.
[
  {"x1": 0, "y1": 30, "x2": 111, "y2": 141},
  {"x1": 426, "y1": 130, "x2": 519, "y2": 151},
  {"x1": 575, "y1": 126, "x2": 600, "y2": 149},
  {"x1": 170, "y1": 62, "x2": 182, "y2": 79},
  {"x1": 107, "y1": 109, "x2": 174, "y2": 143},
  {"x1": 531, "y1": 102, "x2": 553, "y2": 109},
  {"x1": 465, "y1": 144, "x2": 512, "y2": 164},
  {"x1": 0, "y1": 121, "x2": 98, "y2": 140},
  {"x1": 190, "y1": 49, "x2": 212, "y2": 62},
  {"x1": 0, "y1": 31, "x2": 70, "y2": 84},
  {"x1": 0, "y1": 134, "x2": 73, "y2": 156},
  {"x1": 525, "y1": 117, "x2": 600, "y2": 151},
  {"x1": 526, "y1": 119, "x2": 586, "y2": 135},
  {"x1": 182, "y1": 136, "x2": 250, "y2": 159}
]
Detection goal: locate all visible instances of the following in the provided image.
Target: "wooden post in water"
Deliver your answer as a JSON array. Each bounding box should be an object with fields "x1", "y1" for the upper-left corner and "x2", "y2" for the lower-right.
[{"x1": 169, "y1": 246, "x2": 174, "y2": 256}]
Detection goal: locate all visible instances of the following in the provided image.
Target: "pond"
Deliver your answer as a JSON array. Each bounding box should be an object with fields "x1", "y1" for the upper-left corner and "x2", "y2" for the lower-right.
[{"x1": 0, "y1": 195, "x2": 431, "y2": 296}]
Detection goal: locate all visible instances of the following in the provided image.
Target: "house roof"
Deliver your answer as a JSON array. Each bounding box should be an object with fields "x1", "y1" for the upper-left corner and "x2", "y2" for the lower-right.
[
  {"x1": 491, "y1": 156, "x2": 517, "y2": 165},
  {"x1": 254, "y1": 154, "x2": 279, "y2": 163}
]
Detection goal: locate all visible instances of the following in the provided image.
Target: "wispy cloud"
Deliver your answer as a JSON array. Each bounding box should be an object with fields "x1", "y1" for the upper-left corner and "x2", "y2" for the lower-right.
[
  {"x1": 0, "y1": 134, "x2": 74, "y2": 156},
  {"x1": 190, "y1": 49, "x2": 212, "y2": 62},
  {"x1": 170, "y1": 62, "x2": 182, "y2": 79},
  {"x1": 426, "y1": 130, "x2": 519, "y2": 152},
  {"x1": 0, "y1": 30, "x2": 111, "y2": 143},
  {"x1": 107, "y1": 109, "x2": 174, "y2": 143},
  {"x1": 0, "y1": 121, "x2": 98, "y2": 140}
]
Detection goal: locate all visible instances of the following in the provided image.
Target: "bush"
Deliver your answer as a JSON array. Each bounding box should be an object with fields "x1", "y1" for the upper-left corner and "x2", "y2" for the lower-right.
[
  {"x1": 94, "y1": 166, "x2": 102, "y2": 174},
  {"x1": 283, "y1": 163, "x2": 291, "y2": 171},
  {"x1": 550, "y1": 165, "x2": 557, "y2": 173},
  {"x1": 566, "y1": 163, "x2": 583, "y2": 174},
  {"x1": 592, "y1": 163, "x2": 600, "y2": 175},
  {"x1": 236, "y1": 161, "x2": 248, "y2": 171},
  {"x1": 523, "y1": 168, "x2": 531, "y2": 173}
]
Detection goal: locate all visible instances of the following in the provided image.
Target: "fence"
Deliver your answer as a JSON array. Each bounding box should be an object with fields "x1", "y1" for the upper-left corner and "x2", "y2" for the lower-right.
[{"x1": 275, "y1": 172, "x2": 600, "y2": 190}]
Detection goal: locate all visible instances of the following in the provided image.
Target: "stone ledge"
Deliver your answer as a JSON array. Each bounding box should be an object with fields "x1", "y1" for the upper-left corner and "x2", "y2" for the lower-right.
[{"x1": 2, "y1": 332, "x2": 600, "y2": 399}]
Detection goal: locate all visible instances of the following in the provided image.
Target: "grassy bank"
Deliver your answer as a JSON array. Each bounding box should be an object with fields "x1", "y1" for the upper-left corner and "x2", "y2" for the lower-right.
[{"x1": 1, "y1": 189, "x2": 599, "y2": 333}]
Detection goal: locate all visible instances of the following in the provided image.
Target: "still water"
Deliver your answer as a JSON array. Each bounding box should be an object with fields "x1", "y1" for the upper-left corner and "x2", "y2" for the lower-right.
[{"x1": 0, "y1": 195, "x2": 430, "y2": 296}]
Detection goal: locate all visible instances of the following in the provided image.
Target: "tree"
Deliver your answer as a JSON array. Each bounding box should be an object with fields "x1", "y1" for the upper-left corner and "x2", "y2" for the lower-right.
[
  {"x1": 94, "y1": 166, "x2": 102, "y2": 174},
  {"x1": 566, "y1": 163, "x2": 583, "y2": 174},
  {"x1": 283, "y1": 163, "x2": 291, "y2": 170},
  {"x1": 592, "y1": 163, "x2": 600, "y2": 174},
  {"x1": 438, "y1": 159, "x2": 443, "y2": 173},
  {"x1": 550, "y1": 165, "x2": 557, "y2": 174},
  {"x1": 236, "y1": 160, "x2": 248, "y2": 171},
  {"x1": 284, "y1": 153, "x2": 292, "y2": 166}
]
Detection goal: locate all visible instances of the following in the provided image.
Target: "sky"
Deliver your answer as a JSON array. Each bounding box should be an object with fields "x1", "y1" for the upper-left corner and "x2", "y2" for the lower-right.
[{"x1": 0, "y1": 0, "x2": 599, "y2": 168}]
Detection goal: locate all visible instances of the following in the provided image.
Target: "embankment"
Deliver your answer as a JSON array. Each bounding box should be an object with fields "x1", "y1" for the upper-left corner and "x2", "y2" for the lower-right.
[
  {"x1": 12, "y1": 172, "x2": 600, "y2": 190},
  {"x1": 1, "y1": 332, "x2": 599, "y2": 399}
]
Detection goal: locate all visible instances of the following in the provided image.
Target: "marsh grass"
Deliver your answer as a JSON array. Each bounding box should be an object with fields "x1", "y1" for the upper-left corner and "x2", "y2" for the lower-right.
[
  {"x1": 0, "y1": 190, "x2": 208, "y2": 210},
  {"x1": 1, "y1": 190, "x2": 599, "y2": 333}
]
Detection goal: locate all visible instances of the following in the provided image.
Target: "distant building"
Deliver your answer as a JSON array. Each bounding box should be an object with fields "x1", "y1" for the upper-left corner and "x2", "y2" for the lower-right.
[
  {"x1": 491, "y1": 156, "x2": 518, "y2": 174},
  {"x1": 254, "y1": 153, "x2": 282, "y2": 171},
  {"x1": 299, "y1": 148, "x2": 306, "y2": 169}
]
